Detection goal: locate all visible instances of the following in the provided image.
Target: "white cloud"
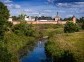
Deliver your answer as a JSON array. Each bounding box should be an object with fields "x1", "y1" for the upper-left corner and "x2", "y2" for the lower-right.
[
  {"x1": 6, "y1": 4, "x2": 13, "y2": 8},
  {"x1": 0, "y1": 0, "x2": 21, "y2": 9},
  {"x1": 4, "y1": 0, "x2": 12, "y2": 3},
  {"x1": 44, "y1": 10, "x2": 52, "y2": 12},
  {"x1": 31, "y1": 12, "x2": 39, "y2": 14},
  {"x1": 47, "y1": 0, "x2": 84, "y2": 8},
  {"x1": 14, "y1": 4, "x2": 21, "y2": 9},
  {"x1": 24, "y1": 9, "x2": 33, "y2": 13},
  {"x1": 6, "y1": 4, "x2": 21, "y2": 9},
  {"x1": 0, "y1": 0, "x2": 12, "y2": 3},
  {"x1": 66, "y1": 14, "x2": 73, "y2": 17},
  {"x1": 56, "y1": 2, "x2": 84, "y2": 8}
]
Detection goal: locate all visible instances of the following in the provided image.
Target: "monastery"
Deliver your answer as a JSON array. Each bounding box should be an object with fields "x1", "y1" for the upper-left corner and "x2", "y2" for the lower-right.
[{"x1": 8, "y1": 13, "x2": 76, "y2": 25}]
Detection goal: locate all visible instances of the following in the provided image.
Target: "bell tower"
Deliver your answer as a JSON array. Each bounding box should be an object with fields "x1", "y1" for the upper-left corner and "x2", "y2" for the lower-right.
[
  {"x1": 72, "y1": 15, "x2": 76, "y2": 23},
  {"x1": 55, "y1": 12, "x2": 60, "y2": 22}
]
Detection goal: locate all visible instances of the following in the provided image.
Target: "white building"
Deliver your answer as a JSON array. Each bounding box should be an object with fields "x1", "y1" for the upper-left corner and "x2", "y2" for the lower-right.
[
  {"x1": 8, "y1": 17, "x2": 12, "y2": 22},
  {"x1": 55, "y1": 12, "x2": 60, "y2": 21},
  {"x1": 25, "y1": 16, "x2": 35, "y2": 21},
  {"x1": 25, "y1": 16, "x2": 29, "y2": 21},
  {"x1": 55, "y1": 16, "x2": 60, "y2": 21}
]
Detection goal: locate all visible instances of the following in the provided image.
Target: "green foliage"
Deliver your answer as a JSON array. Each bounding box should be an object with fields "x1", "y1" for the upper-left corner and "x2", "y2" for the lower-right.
[
  {"x1": 55, "y1": 51, "x2": 76, "y2": 62},
  {"x1": 35, "y1": 24, "x2": 63, "y2": 29},
  {"x1": 45, "y1": 32, "x2": 84, "y2": 62},
  {"x1": 12, "y1": 16, "x2": 19, "y2": 21},
  {"x1": 4, "y1": 31, "x2": 36, "y2": 62},
  {"x1": 81, "y1": 22, "x2": 84, "y2": 29},
  {"x1": 77, "y1": 17, "x2": 84, "y2": 23},
  {"x1": 64, "y1": 22, "x2": 79, "y2": 33},
  {"x1": 0, "y1": 2, "x2": 13, "y2": 62},
  {"x1": 0, "y1": 46, "x2": 12, "y2": 62},
  {"x1": 63, "y1": 17, "x2": 72, "y2": 21},
  {"x1": 0, "y1": 2, "x2": 10, "y2": 39},
  {"x1": 12, "y1": 22, "x2": 35, "y2": 36},
  {"x1": 0, "y1": 2, "x2": 9, "y2": 20},
  {"x1": 18, "y1": 14, "x2": 25, "y2": 21}
]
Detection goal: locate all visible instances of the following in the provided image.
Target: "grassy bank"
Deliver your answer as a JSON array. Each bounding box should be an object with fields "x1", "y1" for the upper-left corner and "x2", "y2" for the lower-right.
[
  {"x1": 45, "y1": 31, "x2": 84, "y2": 62},
  {"x1": 4, "y1": 32, "x2": 36, "y2": 62},
  {"x1": 1, "y1": 23, "x2": 41, "y2": 62}
]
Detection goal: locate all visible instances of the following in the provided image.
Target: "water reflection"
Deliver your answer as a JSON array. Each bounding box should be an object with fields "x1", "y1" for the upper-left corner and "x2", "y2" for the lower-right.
[{"x1": 20, "y1": 40, "x2": 47, "y2": 62}]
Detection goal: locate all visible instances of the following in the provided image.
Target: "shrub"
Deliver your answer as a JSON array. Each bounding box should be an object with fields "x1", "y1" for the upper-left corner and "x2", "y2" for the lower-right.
[
  {"x1": 64, "y1": 22, "x2": 79, "y2": 33},
  {"x1": 0, "y1": 46, "x2": 12, "y2": 62},
  {"x1": 81, "y1": 22, "x2": 84, "y2": 29},
  {"x1": 12, "y1": 22, "x2": 35, "y2": 36}
]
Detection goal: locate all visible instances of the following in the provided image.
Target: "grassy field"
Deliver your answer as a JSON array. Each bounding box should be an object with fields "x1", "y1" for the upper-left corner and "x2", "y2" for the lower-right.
[{"x1": 45, "y1": 31, "x2": 84, "y2": 62}]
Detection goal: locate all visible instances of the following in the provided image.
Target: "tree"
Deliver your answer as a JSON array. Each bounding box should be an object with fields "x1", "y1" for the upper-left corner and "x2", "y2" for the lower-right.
[
  {"x1": 0, "y1": 2, "x2": 12, "y2": 62},
  {"x1": 18, "y1": 14, "x2": 25, "y2": 21},
  {"x1": 63, "y1": 17, "x2": 72, "y2": 21},
  {"x1": 0, "y1": 2, "x2": 10, "y2": 39},
  {"x1": 12, "y1": 16, "x2": 19, "y2": 21},
  {"x1": 77, "y1": 17, "x2": 84, "y2": 23},
  {"x1": 80, "y1": 17, "x2": 84, "y2": 23},
  {"x1": 64, "y1": 22, "x2": 79, "y2": 33},
  {"x1": 0, "y1": 2, "x2": 9, "y2": 20},
  {"x1": 81, "y1": 22, "x2": 84, "y2": 29}
]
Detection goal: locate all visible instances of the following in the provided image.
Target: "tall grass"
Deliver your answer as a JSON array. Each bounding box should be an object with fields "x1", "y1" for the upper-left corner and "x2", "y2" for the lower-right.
[
  {"x1": 4, "y1": 32, "x2": 36, "y2": 62},
  {"x1": 45, "y1": 31, "x2": 84, "y2": 62}
]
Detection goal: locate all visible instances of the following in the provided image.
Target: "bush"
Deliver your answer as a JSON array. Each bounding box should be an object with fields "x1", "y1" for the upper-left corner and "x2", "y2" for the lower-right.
[
  {"x1": 64, "y1": 22, "x2": 79, "y2": 33},
  {"x1": 81, "y1": 22, "x2": 84, "y2": 29},
  {"x1": 0, "y1": 46, "x2": 12, "y2": 62},
  {"x1": 12, "y1": 22, "x2": 35, "y2": 36}
]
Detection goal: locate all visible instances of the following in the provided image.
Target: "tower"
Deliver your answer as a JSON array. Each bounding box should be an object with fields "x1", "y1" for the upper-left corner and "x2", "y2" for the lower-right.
[
  {"x1": 57, "y1": 12, "x2": 58, "y2": 16},
  {"x1": 55, "y1": 12, "x2": 60, "y2": 22},
  {"x1": 72, "y1": 15, "x2": 76, "y2": 23},
  {"x1": 39, "y1": 12, "x2": 41, "y2": 17}
]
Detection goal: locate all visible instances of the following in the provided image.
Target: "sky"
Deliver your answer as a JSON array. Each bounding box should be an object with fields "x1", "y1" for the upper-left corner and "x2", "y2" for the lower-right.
[{"x1": 0, "y1": 0, "x2": 84, "y2": 18}]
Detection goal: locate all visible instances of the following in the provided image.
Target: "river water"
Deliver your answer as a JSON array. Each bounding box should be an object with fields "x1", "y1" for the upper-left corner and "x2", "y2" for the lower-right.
[{"x1": 20, "y1": 40, "x2": 47, "y2": 62}]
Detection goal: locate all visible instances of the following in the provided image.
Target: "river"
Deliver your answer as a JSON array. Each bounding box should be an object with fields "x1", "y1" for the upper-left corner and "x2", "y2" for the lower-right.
[{"x1": 20, "y1": 40, "x2": 47, "y2": 62}]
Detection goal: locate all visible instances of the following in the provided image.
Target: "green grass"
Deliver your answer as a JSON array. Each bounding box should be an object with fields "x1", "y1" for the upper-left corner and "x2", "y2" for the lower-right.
[
  {"x1": 45, "y1": 31, "x2": 84, "y2": 62},
  {"x1": 4, "y1": 32, "x2": 36, "y2": 62}
]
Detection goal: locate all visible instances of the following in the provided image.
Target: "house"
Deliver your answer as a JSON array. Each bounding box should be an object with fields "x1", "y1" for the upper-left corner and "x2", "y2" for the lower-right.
[{"x1": 25, "y1": 16, "x2": 35, "y2": 21}]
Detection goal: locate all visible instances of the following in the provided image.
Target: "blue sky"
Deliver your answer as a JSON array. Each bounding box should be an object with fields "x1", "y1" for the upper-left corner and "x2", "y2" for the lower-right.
[{"x1": 0, "y1": 0, "x2": 84, "y2": 18}]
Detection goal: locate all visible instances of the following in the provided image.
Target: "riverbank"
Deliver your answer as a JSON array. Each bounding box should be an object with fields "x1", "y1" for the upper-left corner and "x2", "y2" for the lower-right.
[
  {"x1": 2, "y1": 22, "x2": 41, "y2": 62},
  {"x1": 4, "y1": 32, "x2": 37, "y2": 62},
  {"x1": 45, "y1": 31, "x2": 84, "y2": 62}
]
